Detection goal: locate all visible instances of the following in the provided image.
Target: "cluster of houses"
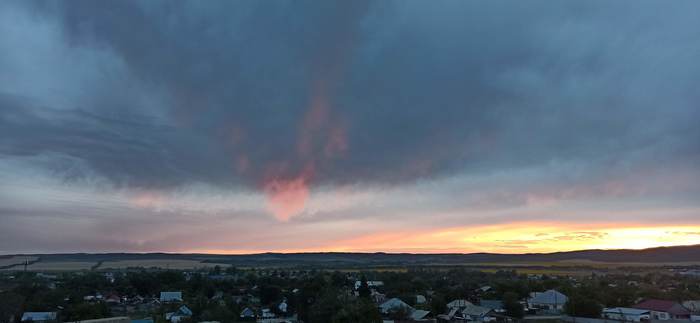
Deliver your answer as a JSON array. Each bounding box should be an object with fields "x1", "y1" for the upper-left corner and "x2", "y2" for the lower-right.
[
  {"x1": 373, "y1": 286, "x2": 700, "y2": 323},
  {"x1": 14, "y1": 270, "x2": 700, "y2": 323},
  {"x1": 602, "y1": 299, "x2": 700, "y2": 322},
  {"x1": 371, "y1": 287, "x2": 568, "y2": 323}
]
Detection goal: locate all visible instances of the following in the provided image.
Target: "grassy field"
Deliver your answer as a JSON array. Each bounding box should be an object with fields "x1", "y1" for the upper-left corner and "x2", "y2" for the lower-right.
[
  {"x1": 24, "y1": 261, "x2": 97, "y2": 271},
  {"x1": 98, "y1": 259, "x2": 230, "y2": 270},
  {"x1": 477, "y1": 267, "x2": 595, "y2": 276},
  {"x1": 0, "y1": 256, "x2": 38, "y2": 267},
  {"x1": 0, "y1": 258, "x2": 231, "y2": 271}
]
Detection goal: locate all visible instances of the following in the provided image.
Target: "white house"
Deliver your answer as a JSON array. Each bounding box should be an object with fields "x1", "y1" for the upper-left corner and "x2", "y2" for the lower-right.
[
  {"x1": 355, "y1": 280, "x2": 384, "y2": 290},
  {"x1": 603, "y1": 307, "x2": 651, "y2": 322},
  {"x1": 528, "y1": 290, "x2": 568, "y2": 313}
]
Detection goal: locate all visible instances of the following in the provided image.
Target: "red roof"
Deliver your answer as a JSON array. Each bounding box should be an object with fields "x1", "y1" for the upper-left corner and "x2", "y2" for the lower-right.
[{"x1": 632, "y1": 299, "x2": 690, "y2": 316}]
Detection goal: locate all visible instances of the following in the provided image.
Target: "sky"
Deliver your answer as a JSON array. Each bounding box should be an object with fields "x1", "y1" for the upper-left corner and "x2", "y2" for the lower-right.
[{"x1": 1, "y1": 1, "x2": 699, "y2": 254}]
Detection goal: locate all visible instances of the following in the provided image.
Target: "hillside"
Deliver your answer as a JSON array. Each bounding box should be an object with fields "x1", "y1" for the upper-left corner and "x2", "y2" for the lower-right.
[{"x1": 2, "y1": 244, "x2": 699, "y2": 271}]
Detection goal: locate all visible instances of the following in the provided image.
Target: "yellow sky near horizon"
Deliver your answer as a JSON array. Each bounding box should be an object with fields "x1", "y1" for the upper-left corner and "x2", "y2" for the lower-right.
[{"x1": 184, "y1": 223, "x2": 700, "y2": 254}]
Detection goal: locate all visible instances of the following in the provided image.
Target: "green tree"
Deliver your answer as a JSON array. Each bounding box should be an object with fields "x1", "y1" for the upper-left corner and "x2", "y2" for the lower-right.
[
  {"x1": 309, "y1": 290, "x2": 342, "y2": 323},
  {"x1": 0, "y1": 292, "x2": 24, "y2": 323},
  {"x1": 503, "y1": 292, "x2": 524, "y2": 318},
  {"x1": 358, "y1": 275, "x2": 371, "y2": 299},
  {"x1": 62, "y1": 303, "x2": 110, "y2": 321},
  {"x1": 387, "y1": 306, "x2": 411, "y2": 321},
  {"x1": 430, "y1": 295, "x2": 447, "y2": 316},
  {"x1": 565, "y1": 296, "x2": 603, "y2": 318},
  {"x1": 333, "y1": 299, "x2": 382, "y2": 323}
]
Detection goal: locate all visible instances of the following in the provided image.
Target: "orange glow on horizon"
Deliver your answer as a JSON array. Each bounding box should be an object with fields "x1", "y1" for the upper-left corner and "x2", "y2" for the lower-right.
[{"x1": 181, "y1": 222, "x2": 700, "y2": 255}]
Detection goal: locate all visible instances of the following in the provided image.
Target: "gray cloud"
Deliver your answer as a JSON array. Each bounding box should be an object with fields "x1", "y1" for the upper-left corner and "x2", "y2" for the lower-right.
[{"x1": 2, "y1": 0, "x2": 699, "y2": 190}]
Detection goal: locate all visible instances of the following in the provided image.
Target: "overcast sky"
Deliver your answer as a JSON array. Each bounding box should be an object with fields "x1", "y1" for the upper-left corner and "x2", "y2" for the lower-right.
[{"x1": 1, "y1": 1, "x2": 699, "y2": 254}]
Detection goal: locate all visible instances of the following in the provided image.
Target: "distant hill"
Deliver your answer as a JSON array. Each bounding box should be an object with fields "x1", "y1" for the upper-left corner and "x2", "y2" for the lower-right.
[{"x1": 4, "y1": 244, "x2": 700, "y2": 269}]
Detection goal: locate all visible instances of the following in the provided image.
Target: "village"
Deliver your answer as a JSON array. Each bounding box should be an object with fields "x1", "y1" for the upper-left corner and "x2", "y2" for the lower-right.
[{"x1": 2, "y1": 266, "x2": 700, "y2": 323}]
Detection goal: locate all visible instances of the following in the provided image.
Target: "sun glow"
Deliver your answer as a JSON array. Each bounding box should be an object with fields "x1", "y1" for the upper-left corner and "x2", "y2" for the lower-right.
[{"x1": 180, "y1": 223, "x2": 700, "y2": 255}]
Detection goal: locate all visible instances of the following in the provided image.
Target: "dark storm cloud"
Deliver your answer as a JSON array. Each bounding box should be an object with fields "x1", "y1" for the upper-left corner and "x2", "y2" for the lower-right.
[{"x1": 1, "y1": 0, "x2": 699, "y2": 190}]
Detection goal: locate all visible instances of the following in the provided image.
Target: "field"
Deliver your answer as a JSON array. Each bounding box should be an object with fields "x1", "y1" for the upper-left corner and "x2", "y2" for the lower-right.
[
  {"x1": 98, "y1": 259, "x2": 230, "y2": 270},
  {"x1": 0, "y1": 255, "x2": 38, "y2": 267},
  {"x1": 0, "y1": 258, "x2": 230, "y2": 271},
  {"x1": 25, "y1": 261, "x2": 97, "y2": 271},
  {"x1": 1, "y1": 245, "x2": 698, "y2": 272}
]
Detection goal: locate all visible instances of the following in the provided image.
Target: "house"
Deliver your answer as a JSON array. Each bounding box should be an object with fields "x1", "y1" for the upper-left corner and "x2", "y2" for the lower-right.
[
  {"x1": 684, "y1": 301, "x2": 700, "y2": 313},
  {"x1": 527, "y1": 290, "x2": 568, "y2": 313},
  {"x1": 632, "y1": 299, "x2": 691, "y2": 320},
  {"x1": 355, "y1": 280, "x2": 384, "y2": 290},
  {"x1": 480, "y1": 300, "x2": 504, "y2": 313},
  {"x1": 440, "y1": 300, "x2": 493, "y2": 322},
  {"x1": 240, "y1": 307, "x2": 255, "y2": 320},
  {"x1": 160, "y1": 292, "x2": 183, "y2": 302},
  {"x1": 21, "y1": 312, "x2": 57, "y2": 323},
  {"x1": 278, "y1": 300, "x2": 288, "y2": 313},
  {"x1": 165, "y1": 306, "x2": 192, "y2": 323},
  {"x1": 411, "y1": 310, "x2": 432, "y2": 321},
  {"x1": 261, "y1": 308, "x2": 275, "y2": 319},
  {"x1": 373, "y1": 291, "x2": 387, "y2": 304},
  {"x1": 447, "y1": 300, "x2": 473, "y2": 309},
  {"x1": 602, "y1": 307, "x2": 651, "y2": 322},
  {"x1": 416, "y1": 295, "x2": 427, "y2": 305},
  {"x1": 379, "y1": 298, "x2": 413, "y2": 315},
  {"x1": 131, "y1": 319, "x2": 154, "y2": 323},
  {"x1": 683, "y1": 301, "x2": 700, "y2": 321},
  {"x1": 105, "y1": 294, "x2": 121, "y2": 304}
]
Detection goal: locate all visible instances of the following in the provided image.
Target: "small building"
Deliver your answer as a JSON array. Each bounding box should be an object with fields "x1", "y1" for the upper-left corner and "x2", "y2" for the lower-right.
[
  {"x1": 411, "y1": 310, "x2": 432, "y2": 321},
  {"x1": 441, "y1": 300, "x2": 494, "y2": 322},
  {"x1": 527, "y1": 290, "x2": 568, "y2": 313},
  {"x1": 160, "y1": 292, "x2": 183, "y2": 303},
  {"x1": 165, "y1": 306, "x2": 192, "y2": 323},
  {"x1": 684, "y1": 300, "x2": 700, "y2": 313},
  {"x1": 131, "y1": 319, "x2": 154, "y2": 323},
  {"x1": 447, "y1": 299, "x2": 473, "y2": 309},
  {"x1": 105, "y1": 294, "x2": 121, "y2": 304},
  {"x1": 632, "y1": 299, "x2": 691, "y2": 320},
  {"x1": 379, "y1": 298, "x2": 413, "y2": 315},
  {"x1": 21, "y1": 312, "x2": 57, "y2": 323},
  {"x1": 278, "y1": 300, "x2": 288, "y2": 313},
  {"x1": 416, "y1": 295, "x2": 427, "y2": 305},
  {"x1": 261, "y1": 308, "x2": 275, "y2": 319},
  {"x1": 602, "y1": 307, "x2": 651, "y2": 322},
  {"x1": 480, "y1": 300, "x2": 505, "y2": 313},
  {"x1": 355, "y1": 280, "x2": 384, "y2": 290},
  {"x1": 683, "y1": 301, "x2": 700, "y2": 321},
  {"x1": 240, "y1": 307, "x2": 255, "y2": 320}
]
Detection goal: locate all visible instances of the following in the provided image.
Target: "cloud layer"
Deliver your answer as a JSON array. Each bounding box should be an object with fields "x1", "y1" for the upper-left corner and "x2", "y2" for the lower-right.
[{"x1": 1, "y1": 1, "x2": 699, "y2": 253}]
